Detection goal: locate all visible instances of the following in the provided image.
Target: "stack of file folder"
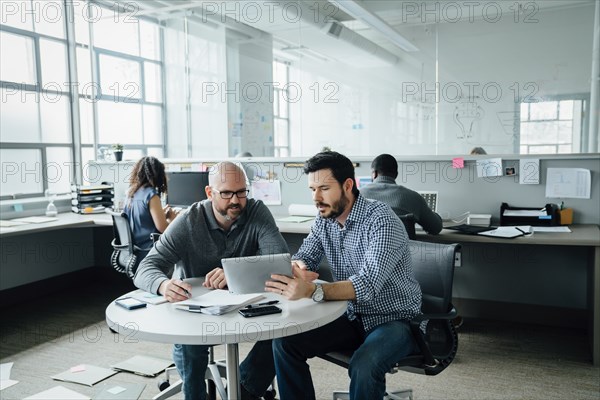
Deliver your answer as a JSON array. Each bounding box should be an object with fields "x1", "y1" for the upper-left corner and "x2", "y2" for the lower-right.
[
  {"x1": 176, "y1": 290, "x2": 264, "y2": 316},
  {"x1": 71, "y1": 183, "x2": 114, "y2": 214}
]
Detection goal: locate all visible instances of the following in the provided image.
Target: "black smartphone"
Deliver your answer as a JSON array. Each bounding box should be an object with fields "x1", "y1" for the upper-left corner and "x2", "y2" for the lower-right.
[
  {"x1": 239, "y1": 305, "x2": 282, "y2": 318},
  {"x1": 115, "y1": 297, "x2": 147, "y2": 310}
]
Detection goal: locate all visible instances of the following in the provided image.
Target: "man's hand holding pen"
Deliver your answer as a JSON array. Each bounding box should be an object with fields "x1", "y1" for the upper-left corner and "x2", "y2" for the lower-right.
[{"x1": 159, "y1": 277, "x2": 192, "y2": 303}]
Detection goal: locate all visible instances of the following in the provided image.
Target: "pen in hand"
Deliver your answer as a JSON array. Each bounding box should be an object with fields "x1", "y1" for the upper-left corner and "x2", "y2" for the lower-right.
[{"x1": 179, "y1": 271, "x2": 192, "y2": 298}]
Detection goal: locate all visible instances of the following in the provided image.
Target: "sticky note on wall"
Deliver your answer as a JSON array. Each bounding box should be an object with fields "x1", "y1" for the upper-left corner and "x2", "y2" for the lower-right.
[{"x1": 452, "y1": 158, "x2": 464, "y2": 169}]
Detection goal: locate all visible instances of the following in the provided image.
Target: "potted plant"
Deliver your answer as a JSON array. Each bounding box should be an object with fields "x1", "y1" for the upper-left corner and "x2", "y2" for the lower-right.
[{"x1": 112, "y1": 143, "x2": 123, "y2": 162}]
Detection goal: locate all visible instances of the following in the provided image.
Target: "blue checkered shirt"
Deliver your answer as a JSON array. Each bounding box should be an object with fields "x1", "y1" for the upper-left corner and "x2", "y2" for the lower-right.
[{"x1": 294, "y1": 194, "x2": 422, "y2": 333}]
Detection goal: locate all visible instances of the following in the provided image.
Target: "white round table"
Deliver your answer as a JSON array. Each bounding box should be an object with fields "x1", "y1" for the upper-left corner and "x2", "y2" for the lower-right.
[{"x1": 106, "y1": 278, "x2": 346, "y2": 400}]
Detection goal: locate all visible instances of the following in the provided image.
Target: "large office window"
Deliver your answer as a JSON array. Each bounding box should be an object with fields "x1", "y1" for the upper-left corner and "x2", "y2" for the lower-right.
[
  {"x1": 0, "y1": 0, "x2": 167, "y2": 198},
  {"x1": 73, "y1": 1, "x2": 165, "y2": 170},
  {"x1": 273, "y1": 60, "x2": 290, "y2": 157},
  {"x1": 0, "y1": 1, "x2": 73, "y2": 198},
  {"x1": 520, "y1": 99, "x2": 585, "y2": 154}
]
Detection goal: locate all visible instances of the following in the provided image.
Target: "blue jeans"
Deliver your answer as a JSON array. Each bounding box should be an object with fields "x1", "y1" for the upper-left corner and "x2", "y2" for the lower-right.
[
  {"x1": 173, "y1": 340, "x2": 275, "y2": 400},
  {"x1": 273, "y1": 315, "x2": 418, "y2": 400}
]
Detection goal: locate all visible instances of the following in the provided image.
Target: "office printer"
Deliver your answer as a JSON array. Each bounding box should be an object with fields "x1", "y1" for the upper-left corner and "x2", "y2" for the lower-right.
[{"x1": 500, "y1": 202, "x2": 559, "y2": 226}]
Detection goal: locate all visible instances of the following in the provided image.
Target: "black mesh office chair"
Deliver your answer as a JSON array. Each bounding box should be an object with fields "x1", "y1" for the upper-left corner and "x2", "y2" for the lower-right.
[
  {"x1": 399, "y1": 213, "x2": 417, "y2": 240},
  {"x1": 108, "y1": 209, "x2": 148, "y2": 279},
  {"x1": 319, "y1": 240, "x2": 461, "y2": 400}
]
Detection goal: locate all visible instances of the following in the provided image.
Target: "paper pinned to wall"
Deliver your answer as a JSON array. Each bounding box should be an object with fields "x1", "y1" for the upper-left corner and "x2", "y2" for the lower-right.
[
  {"x1": 545, "y1": 168, "x2": 591, "y2": 199},
  {"x1": 476, "y1": 158, "x2": 503, "y2": 177},
  {"x1": 251, "y1": 180, "x2": 282, "y2": 205},
  {"x1": 519, "y1": 159, "x2": 540, "y2": 184}
]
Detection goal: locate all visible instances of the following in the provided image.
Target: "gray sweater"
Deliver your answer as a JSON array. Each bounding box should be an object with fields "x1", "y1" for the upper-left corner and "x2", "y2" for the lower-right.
[
  {"x1": 360, "y1": 176, "x2": 443, "y2": 234},
  {"x1": 133, "y1": 198, "x2": 289, "y2": 294}
]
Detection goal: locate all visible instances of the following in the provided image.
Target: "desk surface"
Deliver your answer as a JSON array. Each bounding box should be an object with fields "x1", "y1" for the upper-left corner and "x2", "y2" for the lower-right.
[
  {"x1": 0, "y1": 212, "x2": 112, "y2": 237},
  {"x1": 277, "y1": 218, "x2": 599, "y2": 246},
  {"x1": 421, "y1": 224, "x2": 600, "y2": 247},
  {"x1": 105, "y1": 278, "x2": 347, "y2": 346}
]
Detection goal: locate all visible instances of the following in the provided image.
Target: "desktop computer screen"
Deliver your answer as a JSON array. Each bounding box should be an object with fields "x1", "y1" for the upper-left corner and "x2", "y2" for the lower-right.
[{"x1": 166, "y1": 172, "x2": 209, "y2": 207}]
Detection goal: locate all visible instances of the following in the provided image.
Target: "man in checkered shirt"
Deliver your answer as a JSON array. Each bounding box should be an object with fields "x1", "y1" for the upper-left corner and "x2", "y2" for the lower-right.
[{"x1": 266, "y1": 151, "x2": 422, "y2": 400}]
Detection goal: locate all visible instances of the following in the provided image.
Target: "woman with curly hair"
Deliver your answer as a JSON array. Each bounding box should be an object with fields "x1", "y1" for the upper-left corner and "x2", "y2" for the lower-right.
[{"x1": 124, "y1": 156, "x2": 178, "y2": 256}]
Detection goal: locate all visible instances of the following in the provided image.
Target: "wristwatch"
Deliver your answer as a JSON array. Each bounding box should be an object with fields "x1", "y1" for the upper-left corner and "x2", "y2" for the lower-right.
[{"x1": 311, "y1": 283, "x2": 325, "y2": 303}]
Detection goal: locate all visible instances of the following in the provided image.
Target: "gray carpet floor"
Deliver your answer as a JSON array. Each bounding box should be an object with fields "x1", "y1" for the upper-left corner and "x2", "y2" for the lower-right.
[{"x1": 1, "y1": 272, "x2": 599, "y2": 400}]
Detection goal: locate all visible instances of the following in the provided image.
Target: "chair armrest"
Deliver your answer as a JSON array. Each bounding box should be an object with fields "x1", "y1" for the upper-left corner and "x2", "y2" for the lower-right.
[
  {"x1": 411, "y1": 307, "x2": 457, "y2": 323},
  {"x1": 408, "y1": 305, "x2": 458, "y2": 366}
]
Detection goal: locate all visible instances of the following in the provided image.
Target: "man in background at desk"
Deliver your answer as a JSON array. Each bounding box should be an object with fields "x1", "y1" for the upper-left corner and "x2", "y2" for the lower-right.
[
  {"x1": 266, "y1": 151, "x2": 422, "y2": 400},
  {"x1": 133, "y1": 161, "x2": 289, "y2": 400},
  {"x1": 360, "y1": 153, "x2": 443, "y2": 234}
]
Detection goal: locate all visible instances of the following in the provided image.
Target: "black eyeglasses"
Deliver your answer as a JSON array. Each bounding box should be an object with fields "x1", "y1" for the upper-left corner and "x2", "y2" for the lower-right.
[{"x1": 212, "y1": 189, "x2": 250, "y2": 199}]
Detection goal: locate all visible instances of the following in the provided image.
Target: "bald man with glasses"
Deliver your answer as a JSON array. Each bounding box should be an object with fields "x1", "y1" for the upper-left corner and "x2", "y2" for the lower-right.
[{"x1": 134, "y1": 161, "x2": 289, "y2": 400}]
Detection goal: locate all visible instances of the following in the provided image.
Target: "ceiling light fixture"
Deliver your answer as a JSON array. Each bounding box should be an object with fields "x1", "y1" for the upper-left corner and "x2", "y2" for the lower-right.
[{"x1": 329, "y1": 0, "x2": 419, "y2": 52}]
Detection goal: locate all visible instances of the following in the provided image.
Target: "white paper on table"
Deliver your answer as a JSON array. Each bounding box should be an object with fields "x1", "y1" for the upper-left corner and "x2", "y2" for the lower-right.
[
  {"x1": 251, "y1": 180, "x2": 282, "y2": 205},
  {"x1": 545, "y1": 168, "x2": 591, "y2": 199},
  {"x1": 533, "y1": 226, "x2": 572, "y2": 233},
  {"x1": 476, "y1": 158, "x2": 503, "y2": 178},
  {"x1": 519, "y1": 159, "x2": 540, "y2": 184}
]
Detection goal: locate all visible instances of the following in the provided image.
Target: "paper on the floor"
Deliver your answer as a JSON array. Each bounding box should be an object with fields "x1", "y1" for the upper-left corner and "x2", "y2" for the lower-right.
[
  {"x1": 0, "y1": 362, "x2": 18, "y2": 390},
  {"x1": 52, "y1": 364, "x2": 117, "y2": 386},
  {"x1": 0, "y1": 362, "x2": 13, "y2": 381},
  {"x1": 94, "y1": 382, "x2": 146, "y2": 400},
  {"x1": 0, "y1": 380, "x2": 18, "y2": 390},
  {"x1": 24, "y1": 385, "x2": 90, "y2": 399},
  {"x1": 111, "y1": 355, "x2": 173, "y2": 377}
]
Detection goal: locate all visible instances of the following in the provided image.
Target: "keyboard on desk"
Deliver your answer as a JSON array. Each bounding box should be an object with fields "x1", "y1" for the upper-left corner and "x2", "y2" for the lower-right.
[{"x1": 445, "y1": 224, "x2": 495, "y2": 235}]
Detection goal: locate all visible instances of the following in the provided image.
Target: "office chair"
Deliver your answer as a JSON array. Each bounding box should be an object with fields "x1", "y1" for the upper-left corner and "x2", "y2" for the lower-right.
[
  {"x1": 319, "y1": 240, "x2": 461, "y2": 400},
  {"x1": 107, "y1": 209, "x2": 147, "y2": 279},
  {"x1": 399, "y1": 213, "x2": 417, "y2": 240}
]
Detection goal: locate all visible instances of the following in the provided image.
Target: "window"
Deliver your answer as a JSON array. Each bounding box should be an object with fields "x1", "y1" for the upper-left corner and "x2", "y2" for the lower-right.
[
  {"x1": 273, "y1": 60, "x2": 290, "y2": 157},
  {"x1": 76, "y1": 1, "x2": 165, "y2": 167},
  {"x1": 0, "y1": 0, "x2": 166, "y2": 197},
  {"x1": 0, "y1": 1, "x2": 72, "y2": 198},
  {"x1": 520, "y1": 99, "x2": 585, "y2": 154}
]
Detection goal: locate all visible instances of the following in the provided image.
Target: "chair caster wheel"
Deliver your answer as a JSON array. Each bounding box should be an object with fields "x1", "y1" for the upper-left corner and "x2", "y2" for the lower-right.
[
  {"x1": 158, "y1": 380, "x2": 170, "y2": 391},
  {"x1": 264, "y1": 389, "x2": 276, "y2": 400}
]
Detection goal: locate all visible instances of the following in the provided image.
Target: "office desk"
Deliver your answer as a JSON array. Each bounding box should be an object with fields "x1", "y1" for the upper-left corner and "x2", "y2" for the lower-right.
[
  {"x1": 106, "y1": 278, "x2": 346, "y2": 400},
  {"x1": 417, "y1": 224, "x2": 600, "y2": 366},
  {"x1": 0, "y1": 212, "x2": 112, "y2": 237}
]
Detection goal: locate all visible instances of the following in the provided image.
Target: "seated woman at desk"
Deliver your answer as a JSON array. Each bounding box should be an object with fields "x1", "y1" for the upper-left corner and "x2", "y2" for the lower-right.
[{"x1": 124, "y1": 156, "x2": 178, "y2": 258}]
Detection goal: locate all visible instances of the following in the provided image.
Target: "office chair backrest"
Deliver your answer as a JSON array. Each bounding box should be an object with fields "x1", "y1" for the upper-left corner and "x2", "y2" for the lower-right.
[
  {"x1": 407, "y1": 240, "x2": 460, "y2": 368},
  {"x1": 399, "y1": 213, "x2": 417, "y2": 240},
  {"x1": 107, "y1": 209, "x2": 140, "y2": 279},
  {"x1": 408, "y1": 240, "x2": 459, "y2": 314}
]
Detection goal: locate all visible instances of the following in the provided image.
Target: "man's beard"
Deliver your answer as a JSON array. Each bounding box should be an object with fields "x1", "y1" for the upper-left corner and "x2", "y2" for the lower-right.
[
  {"x1": 316, "y1": 193, "x2": 349, "y2": 220},
  {"x1": 216, "y1": 203, "x2": 244, "y2": 221}
]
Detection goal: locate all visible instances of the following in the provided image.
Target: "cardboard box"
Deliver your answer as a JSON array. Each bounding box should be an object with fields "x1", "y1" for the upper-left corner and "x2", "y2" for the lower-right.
[{"x1": 559, "y1": 208, "x2": 573, "y2": 225}]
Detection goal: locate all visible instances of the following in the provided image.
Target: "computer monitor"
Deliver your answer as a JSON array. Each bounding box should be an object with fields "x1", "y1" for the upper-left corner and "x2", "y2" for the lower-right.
[
  {"x1": 166, "y1": 172, "x2": 209, "y2": 208},
  {"x1": 417, "y1": 191, "x2": 438, "y2": 213}
]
